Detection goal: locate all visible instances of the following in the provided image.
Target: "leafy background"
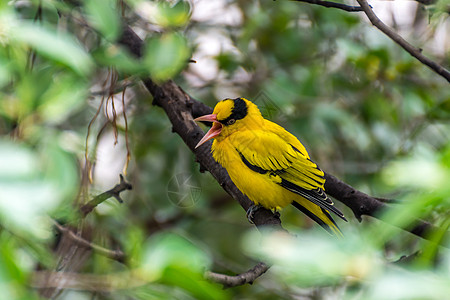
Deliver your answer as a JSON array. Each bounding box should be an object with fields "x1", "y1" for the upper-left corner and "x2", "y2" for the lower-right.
[{"x1": 0, "y1": 0, "x2": 449, "y2": 299}]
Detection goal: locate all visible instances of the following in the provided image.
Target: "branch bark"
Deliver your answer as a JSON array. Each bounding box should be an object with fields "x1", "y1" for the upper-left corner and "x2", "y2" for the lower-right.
[
  {"x1": 53, "y1": 221, "x2": 125, "y2": 262},
  {"x1": 40, "y1": 176, "x2": 131, "y2": 297},
  {"x1": 323, "y1": 173, "x2": 447, "y2": 246},
  {"x1": 290, "y1": 0, "x2": 364, "y2": 12},
  {"x1": 205, "y1": 262, "x2": 270, "y2": 288},
  {"x1": 80, "y1": 174, "x2": 132, "y2": 217},
  {"x1": 356, "y1": 0, "x2": 450, "y2": 83}
]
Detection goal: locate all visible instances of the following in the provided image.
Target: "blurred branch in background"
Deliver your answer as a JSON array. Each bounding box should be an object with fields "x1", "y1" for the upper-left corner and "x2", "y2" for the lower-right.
[
  {"x1": 205, "y1": 262, "x2": 270, "y2": 288},
  {"x1": 356, "y1": 0, "x2": 450, "y2": 83},
  {"x1": 52, "y1": 220, "x2": 126, "y2": 262},
  {"x1": 32, "y1": 270, "x2": 146, "y2": 292},
  {"x1": 39, "y1": 175, "x2": 131, "y2": 298},
  {"x1": 289, "y1": 0, "x2": 364, "y2": 12},
  {"x1": 80, "y1": 174, "x2": 132, "y2": 217}
]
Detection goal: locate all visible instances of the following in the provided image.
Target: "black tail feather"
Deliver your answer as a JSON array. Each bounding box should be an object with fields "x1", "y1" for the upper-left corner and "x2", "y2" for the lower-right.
[{"x1": 291, "y1": 201, "x2": 334, "y2": 234}]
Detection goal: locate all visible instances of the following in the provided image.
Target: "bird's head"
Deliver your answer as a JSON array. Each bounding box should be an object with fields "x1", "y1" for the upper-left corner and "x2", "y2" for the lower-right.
[{"x1": 194, "y1": 97, "x2": 262, "y2": 148}]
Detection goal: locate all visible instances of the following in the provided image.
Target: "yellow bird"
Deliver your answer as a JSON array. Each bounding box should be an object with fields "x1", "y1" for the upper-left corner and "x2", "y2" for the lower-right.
[{"x1": 194, "y1": 98, "x2": 346, "y2": 235}]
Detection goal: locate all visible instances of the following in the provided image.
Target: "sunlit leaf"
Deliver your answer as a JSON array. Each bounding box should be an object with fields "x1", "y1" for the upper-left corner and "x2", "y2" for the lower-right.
[
  {"x1": 137, "y1": 0, "x2": 191, "y2": 28},
  {"x1": 382, "y1": 146, "x2": 448, "y2": 189},
  {"x1": 158, "y1": 0, "x2": 191, "y2": 27}
]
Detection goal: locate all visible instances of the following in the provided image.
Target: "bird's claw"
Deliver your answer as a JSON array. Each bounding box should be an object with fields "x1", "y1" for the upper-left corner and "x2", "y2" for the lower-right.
[
  {"x1": 273, "y1": 210, "x2": 280, "y2": 219},
  {"x1": 246, "y1": 204, "x2": 263, "y2": 224}
]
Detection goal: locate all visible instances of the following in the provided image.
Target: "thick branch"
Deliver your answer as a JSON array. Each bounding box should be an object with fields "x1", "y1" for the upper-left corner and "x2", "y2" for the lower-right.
[
  {"x1": 290, "y1": 0, "x2": 364, "y2": 12},
  {"x1": 356, "y1": 0, "x2": 450, "y2": 83},
  {"x1": 205, "y1": 262, "x2": 270, "y2": 288},
  {"x1": 80, "y1": 174, "x2": 132, "y2": 217},
  {"x1": 324, "y1": 173, "x2": 449, "y2": 247}
]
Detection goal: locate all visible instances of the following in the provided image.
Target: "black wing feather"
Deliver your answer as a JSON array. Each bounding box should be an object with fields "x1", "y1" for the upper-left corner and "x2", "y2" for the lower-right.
[
  {"x1": 237, "y1": 147, "x2": 347, "y2": 222},
  {"x1": 280, "y1": 179, "x2": 347, "y2": 221}
]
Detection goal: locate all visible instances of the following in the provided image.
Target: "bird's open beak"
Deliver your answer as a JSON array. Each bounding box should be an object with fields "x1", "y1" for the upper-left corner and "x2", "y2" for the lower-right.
[{"x1": 194, "y1": 114, "x2": 222, "y2": 148}]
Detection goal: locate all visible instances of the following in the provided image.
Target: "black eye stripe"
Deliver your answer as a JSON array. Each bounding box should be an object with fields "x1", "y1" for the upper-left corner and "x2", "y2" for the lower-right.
[{"x1": 219, "y1": 98, "x2": 248, "y2": 125}]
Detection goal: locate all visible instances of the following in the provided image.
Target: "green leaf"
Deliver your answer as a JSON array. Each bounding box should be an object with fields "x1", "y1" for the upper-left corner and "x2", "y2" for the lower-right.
[
  {"x1": 0, "y1": 58, "x2": 10, "y2": 89},
  {"x1": 141, "y1": 232, "x2": 211, "y2": 279},
  {"x1": 84, "y1": 0, "x2": 121, "y2": 41},
  {"x1": 0, "y1": 232, "x2": 41, "y2": 300},
  {"x1": 92, "y1": 44, "x2": 145, "y2": 74},
  {"x1": 11, "y1": 23, "x2": 93, "y2": 76},
  {"x1": 144, "y1": 33, "x2": 190, "y2": 81},
  {"x1": 140, "y1": 232, "x2": 227, "y2": 300},
  {"x1": 0, "y1": 138, "x2": 78, "y2": 237},
  {"x1": 156, "y1": 0, "x2": 191, "y2": 28},
  {"x1": 37, "y1": 74, "x2": 88, "y2": 124}
]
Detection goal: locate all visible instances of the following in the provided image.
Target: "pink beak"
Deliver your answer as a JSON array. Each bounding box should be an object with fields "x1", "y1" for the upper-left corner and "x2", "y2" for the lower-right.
[{"x1": 194, "y1": 114, "x2": 222, "y2": 148}]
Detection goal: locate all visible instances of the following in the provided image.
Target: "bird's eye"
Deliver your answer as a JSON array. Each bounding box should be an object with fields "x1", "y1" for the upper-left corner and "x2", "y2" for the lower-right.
[{"x1": 227, "y1": 119, "x2": 236, "y2": 125}]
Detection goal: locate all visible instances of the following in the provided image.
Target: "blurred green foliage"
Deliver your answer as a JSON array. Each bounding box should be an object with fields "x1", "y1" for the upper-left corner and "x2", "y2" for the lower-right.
[{"x1": 0, "y1": 0, "x2": 449, "y2": 299}]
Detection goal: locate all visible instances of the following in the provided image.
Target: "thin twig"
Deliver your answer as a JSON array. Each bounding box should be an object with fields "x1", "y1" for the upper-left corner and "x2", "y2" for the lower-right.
[
  {"x1": 205, "y1": 262, "x2": 270, "y2": 288},
  {"x1": 80, "y1": 174, "x2": 132, "y2": 217},
  {"x1": 121, "y1": 83, "x2": 131, "y2": 176},
  {"x1": 53, "y1": 221, "x2": 125, "y2": 261},
  {"x1": 290, "y1": 0, "x2": 364, "y2": 12},
  {"x1": 356, "y1": 0, "x2": 450, "y2": 83},
  {"x1": 90, "y1": 81, "x2": 135, "y2": 96}
]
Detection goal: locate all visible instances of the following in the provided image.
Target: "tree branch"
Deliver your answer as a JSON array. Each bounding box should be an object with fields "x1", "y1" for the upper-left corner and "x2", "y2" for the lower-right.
[
  {"x1": 80, "y1": 174, "x2": 132, "y2": 217},
  {"x1": 53, "y1": 220, "x2": 125, "y2": 262},
  {"x1": 413, "y1": 0, "x2": 436, "y2": 5},
  {"x1": 32, "y1": 270, "x2": 146, "y2": 291},
  {"x1": 290, "y1": 0, "x2": 364, "y2": 12},
  {"x1": 323, "y1": 173, "x2": 448, "y2": 247},
  {"x1": 205, "y1": 262, "x2": 270, "y2": 288},
  {"x1": 356, "y1": 0, "x2": 450, "y2": 83}
]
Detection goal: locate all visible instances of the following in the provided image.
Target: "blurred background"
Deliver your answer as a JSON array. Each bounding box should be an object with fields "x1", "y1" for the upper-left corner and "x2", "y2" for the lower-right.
[{"x1": 0, "y1": 0, "x2": 449, "y2": 299}]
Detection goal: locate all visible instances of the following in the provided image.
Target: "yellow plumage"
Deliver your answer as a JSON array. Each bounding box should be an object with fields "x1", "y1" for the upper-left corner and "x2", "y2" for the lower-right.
[{"x1": 195, "y1": 98, "x2": 346, "y2": 235}]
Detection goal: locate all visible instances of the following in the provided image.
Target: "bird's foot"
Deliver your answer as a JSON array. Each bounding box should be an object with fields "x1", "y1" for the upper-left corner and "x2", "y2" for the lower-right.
[
  {"x1": 272, "y1": 209, "x2": 280, "y2": 219},
  {"x1": 246, "y1": 204, "x2": 263, "y2": 224}
]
